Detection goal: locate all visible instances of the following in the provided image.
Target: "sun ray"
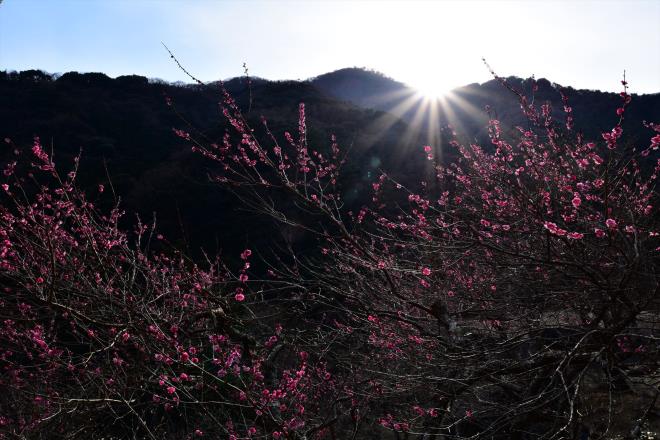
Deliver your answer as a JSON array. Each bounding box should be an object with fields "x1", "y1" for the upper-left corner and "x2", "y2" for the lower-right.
[{"x1": 360, "y1": 90, "x2": 425, "y2": 144}]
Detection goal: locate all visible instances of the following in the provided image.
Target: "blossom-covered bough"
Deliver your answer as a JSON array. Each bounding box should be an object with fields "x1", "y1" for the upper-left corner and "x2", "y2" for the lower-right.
[
  {"x1": 177, "y1": 65, "x2": 659, "y2": 438},
  {"x1": 1, "y1": 56, "x2": 658, "y2": 439},
  {"x1": 0, "y1": 139, "x2": 338, "y2": 438}
]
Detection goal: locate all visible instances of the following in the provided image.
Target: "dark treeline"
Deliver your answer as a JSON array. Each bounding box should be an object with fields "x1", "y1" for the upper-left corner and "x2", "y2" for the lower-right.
[
  {"x1": 0, "y1": 69, "x2": 425, "y2": 259},
  {"x1": 1, "y1": 68, "x2": 658, "y2": 258}
]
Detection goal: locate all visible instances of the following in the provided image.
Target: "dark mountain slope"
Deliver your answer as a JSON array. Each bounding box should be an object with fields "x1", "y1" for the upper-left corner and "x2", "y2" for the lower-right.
[
  {"x1": 1, "y1": 68, "x2": 658, "y2": 257},
  {"x1": 0, "y1": 70, "x2": 426, "y2": 256},
  {"x1": 311, "y1": 68, "x2": 660, "y2": 146},
  {"x1": 311, "y1": 67, "x2": 414, "y2": 111}
]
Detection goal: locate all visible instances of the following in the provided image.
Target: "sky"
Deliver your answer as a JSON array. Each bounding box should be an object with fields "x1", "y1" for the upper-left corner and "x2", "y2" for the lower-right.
[{"x1": 1, "y1": 0, "x2": 659, "y2": 95}]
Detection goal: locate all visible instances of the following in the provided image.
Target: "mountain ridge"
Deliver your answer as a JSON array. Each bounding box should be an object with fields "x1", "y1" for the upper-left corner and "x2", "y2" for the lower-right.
[{"x1": 1, "y1": 67, "x2": 658, "y2": 255}]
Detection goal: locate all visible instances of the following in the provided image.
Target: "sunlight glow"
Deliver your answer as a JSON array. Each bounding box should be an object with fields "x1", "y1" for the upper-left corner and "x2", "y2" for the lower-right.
[{"x1": 414, "y1": 77, "x2": 449, "y2": 100}]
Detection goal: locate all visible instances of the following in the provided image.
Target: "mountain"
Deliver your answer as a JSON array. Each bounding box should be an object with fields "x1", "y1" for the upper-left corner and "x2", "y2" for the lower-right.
[
  {"x1": 1, "y1": 68, "x2": 658, "y2": 257},
  {"x1": 0, "y1": 70, "x2": 428, "y2": 258},
  {"x1": 311, "y1": 67, "x2": 660, "y2": 146},
  {"x1": 311, "y1": 67, "x2": 415, "y2": 112}
]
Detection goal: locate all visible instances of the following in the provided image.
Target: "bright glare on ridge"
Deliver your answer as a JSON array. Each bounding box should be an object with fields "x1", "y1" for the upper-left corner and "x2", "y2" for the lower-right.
[{"x1": 415, "y1": 76, "x2": 449, "y2": 100}]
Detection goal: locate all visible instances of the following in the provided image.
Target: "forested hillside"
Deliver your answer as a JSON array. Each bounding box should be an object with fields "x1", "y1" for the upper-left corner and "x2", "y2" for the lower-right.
[{"x1": 2, "y1": 68, "x2": 658, "y2": 255}]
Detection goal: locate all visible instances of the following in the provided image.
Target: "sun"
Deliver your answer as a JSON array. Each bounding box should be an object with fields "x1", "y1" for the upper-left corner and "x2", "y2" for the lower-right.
[{"x1": 414, "y1": 77, "x2": 449, "y2": 100}]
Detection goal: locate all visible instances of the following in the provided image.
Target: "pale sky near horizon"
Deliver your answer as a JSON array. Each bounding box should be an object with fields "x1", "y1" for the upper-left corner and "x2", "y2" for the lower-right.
[{"x1": 1, "y1": 0, "x2": 659, "y2": 95}]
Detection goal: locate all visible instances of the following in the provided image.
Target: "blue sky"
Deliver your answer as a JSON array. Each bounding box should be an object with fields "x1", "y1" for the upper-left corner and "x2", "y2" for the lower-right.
[{"x1": 1, "y1": 0, "x2": 659, "y2": 94}]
